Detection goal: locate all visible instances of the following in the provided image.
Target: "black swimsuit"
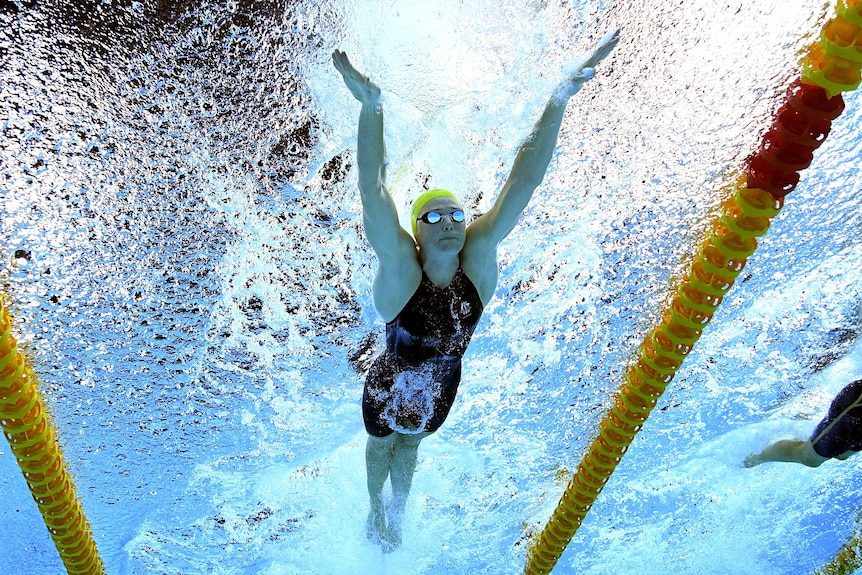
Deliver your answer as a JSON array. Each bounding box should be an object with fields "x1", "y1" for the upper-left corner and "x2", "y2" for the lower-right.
[
  {"x1": 810, "y1": 379, "x2": 862, "y2": 458},
  {"x1": 363, "y1": 269, "x2": 484, "y2": 437}
]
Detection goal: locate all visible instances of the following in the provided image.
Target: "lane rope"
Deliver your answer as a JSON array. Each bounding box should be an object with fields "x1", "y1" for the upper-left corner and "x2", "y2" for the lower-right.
[{"x1": 0, "y1": 298, "x2": 106, "y2": 575}]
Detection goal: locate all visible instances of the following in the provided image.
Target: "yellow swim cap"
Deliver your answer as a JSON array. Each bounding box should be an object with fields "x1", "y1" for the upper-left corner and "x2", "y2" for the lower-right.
[{"x1": 410, "y1": 188, "x2": 459, "y2": 237}]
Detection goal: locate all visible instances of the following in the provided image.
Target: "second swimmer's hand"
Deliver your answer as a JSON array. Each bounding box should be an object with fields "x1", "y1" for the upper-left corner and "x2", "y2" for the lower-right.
[{"x1": 332, "y1": 50, "x2": 381, "y2": 106}]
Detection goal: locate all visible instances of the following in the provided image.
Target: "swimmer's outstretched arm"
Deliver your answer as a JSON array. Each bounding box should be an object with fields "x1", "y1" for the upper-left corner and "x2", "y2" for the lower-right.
[
  {"x1": 466, "y1": 30, "x2": 620, "y2": 247},
  {"x1": 332, "y1": 50, "x2": 415, "y2": 262}
]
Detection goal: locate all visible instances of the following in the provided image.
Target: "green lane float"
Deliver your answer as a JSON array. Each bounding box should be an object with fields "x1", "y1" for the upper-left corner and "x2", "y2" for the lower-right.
[
  {"x1": 525, "y1": 1, "x2": 862, "y2": 573},
  {"x1": 0, "y1": 298, "x2": 105, "y2": 575}
]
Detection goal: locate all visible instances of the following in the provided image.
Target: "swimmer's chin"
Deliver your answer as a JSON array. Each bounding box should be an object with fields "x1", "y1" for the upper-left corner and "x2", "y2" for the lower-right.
[{"x1": 438, "y1": 236, "x2": 465, "y2": 247}]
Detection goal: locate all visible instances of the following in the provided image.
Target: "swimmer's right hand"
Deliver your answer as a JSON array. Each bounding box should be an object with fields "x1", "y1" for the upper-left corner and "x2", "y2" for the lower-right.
[{"x1": 332, "y1": 50, "x2": 381, "y2": 106}]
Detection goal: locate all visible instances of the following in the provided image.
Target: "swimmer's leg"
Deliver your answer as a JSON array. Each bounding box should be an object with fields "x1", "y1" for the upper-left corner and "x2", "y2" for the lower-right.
[
  {"x1": 365, "y1": 433, "x2": 397, "y2": 543},
  {"x1": 744, "y1": 439, "x2": 828, "y2": 468},
  {"x1": 383, "y1": 431, "x2": 432, "y2": 552}
]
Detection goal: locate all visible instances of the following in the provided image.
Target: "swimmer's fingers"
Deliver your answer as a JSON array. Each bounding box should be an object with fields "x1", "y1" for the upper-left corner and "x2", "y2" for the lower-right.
[
  {"x1": 582, "y1": 29, "x2": 620, "y2": 70},
  {"x1": 332, "y1": 49, "x2": 358, "y2": 78},
  {"x1": 332, "y1": 49, "x2": 362, "y2": 84},
  {"x1": 556, "y1": 28, "x2": 619, "y2": 96}
]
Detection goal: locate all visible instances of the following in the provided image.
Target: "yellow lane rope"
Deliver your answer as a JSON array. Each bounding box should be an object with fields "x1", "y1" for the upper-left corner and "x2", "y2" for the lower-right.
[{"x1": 0, "y1": 298, "x2": 105, "y2": 575}]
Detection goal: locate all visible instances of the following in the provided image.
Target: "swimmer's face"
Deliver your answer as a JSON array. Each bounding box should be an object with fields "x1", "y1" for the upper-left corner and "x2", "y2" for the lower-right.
[{"x1": 414, "y1": 196, "x2": 466, "y2": 254}]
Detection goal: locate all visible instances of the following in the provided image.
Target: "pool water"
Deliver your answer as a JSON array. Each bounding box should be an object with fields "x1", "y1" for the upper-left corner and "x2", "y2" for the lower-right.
[{"x1": 1, "y1": 1, "x2": 861, "y2": 574}]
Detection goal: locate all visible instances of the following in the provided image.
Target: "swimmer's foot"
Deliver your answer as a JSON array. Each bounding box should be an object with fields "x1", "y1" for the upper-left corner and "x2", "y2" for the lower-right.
[
  {"x1": 380, "y1": 501, "x2": 404, "y2": 553},
  {"x1": 743, "y1": 453, "x2": 762, "y2": 468},
  {"x1": 380, "y1": 521, "x2": 402, "y2": 553},
  {"x1": 366, "y1": 507, "x2": 386, "y2": 544}
]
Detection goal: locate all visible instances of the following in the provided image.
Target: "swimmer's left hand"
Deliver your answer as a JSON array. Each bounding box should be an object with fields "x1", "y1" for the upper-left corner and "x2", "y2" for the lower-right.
[
  {"x1": 582, "y1": 29, "x2": 620, "y2": 70},
  {"x1": 553, "y1": 29, "x2": 620, "y2": 102}
]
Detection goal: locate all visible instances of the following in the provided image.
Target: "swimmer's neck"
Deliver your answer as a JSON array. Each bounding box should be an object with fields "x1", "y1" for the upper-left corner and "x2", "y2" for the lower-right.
[{"x1": 418, "y1": 249, "x2": 460, "y2": 287}]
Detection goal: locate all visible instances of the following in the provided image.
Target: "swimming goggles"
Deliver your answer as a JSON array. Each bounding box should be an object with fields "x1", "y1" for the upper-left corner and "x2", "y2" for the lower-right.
[{"x1": 416, "y1": 209, "x2": 466, "y2": 225}]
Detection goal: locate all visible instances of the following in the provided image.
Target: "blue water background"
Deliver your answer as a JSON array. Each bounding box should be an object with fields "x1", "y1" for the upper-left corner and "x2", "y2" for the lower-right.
[{"x1": 1, "y1": 1, "x2": 861, "y2": 573}]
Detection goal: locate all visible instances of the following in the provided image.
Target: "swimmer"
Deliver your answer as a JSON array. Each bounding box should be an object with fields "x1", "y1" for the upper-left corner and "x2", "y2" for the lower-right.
[
  {"x1": 744, "y1": 379, "x2": 862, "y2": 468},
  {"x1": 333, "y1": 29, "x2": 620, "y2": 552}
]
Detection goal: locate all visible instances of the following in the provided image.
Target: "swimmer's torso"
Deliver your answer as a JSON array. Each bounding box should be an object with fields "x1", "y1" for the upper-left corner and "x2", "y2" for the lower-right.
[
  {"x1": 385, "y1": 268, "x2": 484, "y2": 364},
  {"x1": 363, "y1": 269, "x2": 484, "y2": 437}
]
